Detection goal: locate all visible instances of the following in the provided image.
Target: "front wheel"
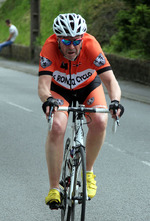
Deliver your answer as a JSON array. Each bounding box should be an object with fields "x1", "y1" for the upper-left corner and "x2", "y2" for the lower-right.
[
  {"x1": 68, "y1": 145, "x2": 86, "y2": 221},
  {"x1": 60, "y1": 138, "x2": 71, "y2": 221}
]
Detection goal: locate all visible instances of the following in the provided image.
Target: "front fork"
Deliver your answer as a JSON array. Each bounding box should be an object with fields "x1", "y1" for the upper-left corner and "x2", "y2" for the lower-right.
[{"x1": 68, "y1": 117, "x2": 88, "y2": 204}]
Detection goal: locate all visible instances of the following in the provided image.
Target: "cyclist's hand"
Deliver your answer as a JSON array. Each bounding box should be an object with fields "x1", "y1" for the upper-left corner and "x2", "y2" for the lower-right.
[
  {"x1": 109, "y1": 100, "x2": 124, "y2": 119},
  {"x1": 42, "y1": 96, "x2": 59, "y2": 116}
]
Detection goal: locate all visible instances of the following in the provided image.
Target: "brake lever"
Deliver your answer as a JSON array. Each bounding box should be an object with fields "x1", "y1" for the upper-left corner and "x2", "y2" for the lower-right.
[
  {"x1": 48, "y1": 106, "x2": 54, "y2": 122},
  {"x1": 112, "y1": 110, "x2": 120, "y2": 133},
  {"x1": 48, "y1": 106, "x2": 54, "y2": 131},
  {"x1": 116, "y1": 115, "x2": 120, "y2": 126}
]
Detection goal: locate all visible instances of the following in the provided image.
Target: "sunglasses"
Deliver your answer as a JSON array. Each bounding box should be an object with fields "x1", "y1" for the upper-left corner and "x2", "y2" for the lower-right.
[{"x1": 61, "y1": 38, "x2": 83, "y2": 46}]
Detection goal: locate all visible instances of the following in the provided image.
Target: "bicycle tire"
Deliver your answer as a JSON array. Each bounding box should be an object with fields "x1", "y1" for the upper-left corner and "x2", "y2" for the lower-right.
[
  {"x1": 68, "y1": 145, "x2": 86, "y2": 221},
  {"x1": 61, "y1": 138, "x2": 72, "y2": 221}
]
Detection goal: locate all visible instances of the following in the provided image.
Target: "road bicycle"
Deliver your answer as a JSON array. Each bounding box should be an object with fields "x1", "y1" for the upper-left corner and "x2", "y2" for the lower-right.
[{"x1": 48, "y1": 99, "x2": 119, "y2": 221}]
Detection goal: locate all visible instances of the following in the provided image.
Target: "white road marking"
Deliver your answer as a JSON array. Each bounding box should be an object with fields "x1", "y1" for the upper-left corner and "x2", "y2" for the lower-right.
[
  {"x1": 7, "y1": 101, "x2": 33, "y2": 112},
  {"x1": 105, "y1": 142, "x2": 125, "y2": 153},
  {"x1": 105, "y1": 142, "x2": 150, "y2": 168},
  {"x1": 141, "y1": 161, "x2": 150, "y2": 167}
]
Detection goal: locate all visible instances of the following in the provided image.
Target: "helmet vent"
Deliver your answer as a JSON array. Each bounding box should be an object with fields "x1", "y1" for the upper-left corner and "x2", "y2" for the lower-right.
[
  {"x1": 64, "y1": 28, "x2": 70, "y2": 34},
  {"x1": 77, "y1": 27, "x2": 81, "y2": 33},
  {"x1": 55, "y1": 29, "x2": 61, "y2": 35},
  {"x1": 60, "y1": 20, "x2": 66, "y2": 27},
  {"x1": 70, "y1": 22, "x2": 74, "y2": 30},
  {"x1": 53, "y1": 13, "x2": 87, "y2": 37}
]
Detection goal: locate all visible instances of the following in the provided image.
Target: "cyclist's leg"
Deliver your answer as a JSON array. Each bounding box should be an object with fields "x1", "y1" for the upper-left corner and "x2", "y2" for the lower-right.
[
  {"x1": 83, "y1": 84, "x2": 108, "y2": 172},
  {"x1": 76, "y1": 77, "x2": 108, "y2": 198},
  {"x1": 45, "y1": 91, "x2": 69, "y2": 191}
]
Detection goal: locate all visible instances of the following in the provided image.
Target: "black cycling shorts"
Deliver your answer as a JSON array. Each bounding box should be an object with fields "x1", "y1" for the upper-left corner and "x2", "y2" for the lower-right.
[{"x1": 51, "y1": 75, "x2": 107, "y2": 114}]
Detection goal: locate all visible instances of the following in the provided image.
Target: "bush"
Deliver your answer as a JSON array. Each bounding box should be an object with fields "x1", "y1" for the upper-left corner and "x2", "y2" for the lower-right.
[{"x1": 110, "y1": 1, "x2": 150, "y2": 57}]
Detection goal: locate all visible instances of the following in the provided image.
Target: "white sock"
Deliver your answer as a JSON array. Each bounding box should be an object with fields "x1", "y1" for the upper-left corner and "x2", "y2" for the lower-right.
[
  {"x1": 52, "y1": 188, "x2": 60, "y2": 192},
  {"x1": 86, "y1": 170, "x2": 93, "y2": 173}
]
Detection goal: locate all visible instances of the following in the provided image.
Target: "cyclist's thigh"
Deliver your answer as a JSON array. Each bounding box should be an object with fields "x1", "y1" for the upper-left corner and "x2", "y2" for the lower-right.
[
  {"x1": 83, "y1": 84, "x2": 108, "y2": 126},
  {"x1": 76, "y1": 75, "x2": 107, "y2": 109},
  {"x1": 83, "y1": 84, "x2": 107, "y2": 109}
]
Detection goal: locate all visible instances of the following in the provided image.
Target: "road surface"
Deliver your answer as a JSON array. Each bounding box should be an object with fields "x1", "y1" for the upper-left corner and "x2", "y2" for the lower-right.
[{"x1": 0, "y1": 66, "x2": 150, "y2": 221}]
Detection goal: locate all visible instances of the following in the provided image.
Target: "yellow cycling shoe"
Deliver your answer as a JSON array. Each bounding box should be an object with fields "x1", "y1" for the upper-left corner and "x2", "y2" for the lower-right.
[
  {"x1": 45, "y1": 189, "x2": 61, "y2": 209},
  {"x1": 86, "y1": 172, "x2": 97, "y2": 199}
]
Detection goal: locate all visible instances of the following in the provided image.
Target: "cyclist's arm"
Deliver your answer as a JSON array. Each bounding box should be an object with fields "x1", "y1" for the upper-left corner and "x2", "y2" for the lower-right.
[
  {"x1": 100, "y1": 70, "x2": 121, "y2": 102},
  {"x1": 38, "y1": 75, "x2": 52, "y2": 102}
]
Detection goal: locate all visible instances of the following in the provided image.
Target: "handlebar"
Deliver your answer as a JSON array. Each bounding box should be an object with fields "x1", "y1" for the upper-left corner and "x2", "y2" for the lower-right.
[
  {"x1": 58, "y1": 106, "x2": 110, "y2": 113},
  {"x1": 47, "y1": 106, "x2": 120, "y2": 133}
]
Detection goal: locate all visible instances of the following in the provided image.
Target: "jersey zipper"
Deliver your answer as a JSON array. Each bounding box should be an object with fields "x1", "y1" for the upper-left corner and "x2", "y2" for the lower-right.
[{"x1": 69, "y1": 60, "x2": 72, "y2": 90}]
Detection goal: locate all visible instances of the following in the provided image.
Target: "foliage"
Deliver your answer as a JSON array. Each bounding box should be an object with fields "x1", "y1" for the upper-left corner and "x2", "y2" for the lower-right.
[
  {"x1": 86, "y1": 0, "x2": 125, "y2": 45},
  {"x1": 110, "y1": 1, "x2": 150, "y2": 58},
  {"x1": 122, "y1": 0, "x2": 150, "y2": 7}
]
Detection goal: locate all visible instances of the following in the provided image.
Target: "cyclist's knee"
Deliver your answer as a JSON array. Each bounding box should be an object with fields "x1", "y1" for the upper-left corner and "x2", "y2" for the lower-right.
[
  {"x1": 49, "y1": 113, "x2": 67, "y2": 136},
  {"x1": 87, "y1": 113, "x2": 108, "y2": 132}
]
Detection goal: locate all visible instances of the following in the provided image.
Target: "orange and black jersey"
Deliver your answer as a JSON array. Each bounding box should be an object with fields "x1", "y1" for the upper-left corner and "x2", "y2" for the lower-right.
[{"x1": 39, "y1": 33, "x2": 112, "y2": 90}]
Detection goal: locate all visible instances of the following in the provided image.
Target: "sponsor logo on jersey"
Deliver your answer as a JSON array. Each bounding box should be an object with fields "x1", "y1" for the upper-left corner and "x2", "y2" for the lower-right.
[
  {"x1": 40, "y1": 56, "x2": 52, "y2": 68},
  {"x1": 56, "y1": 99, "x2": 64, "y2": 106},
  {"x1": 53, "y1": 69, "x2": 95, "y2": 89},
  {"x1": 94, "y1": 53, "x2": 105, "y2": 67},
  {"x1": 60, "y1": 62, "x2": 68, "y2": 70},
  {"x1": 87, "y1": 97, "x2": 94, "y2": 105}
]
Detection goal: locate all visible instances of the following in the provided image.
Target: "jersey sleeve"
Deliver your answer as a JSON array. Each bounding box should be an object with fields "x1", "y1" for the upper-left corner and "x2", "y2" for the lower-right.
[
  {"x1": 84, "y1": 34, "x2": 112, "y2": 74},
  {"x1": 39, "y1": 39, "x2": 56, "y2": 76}
]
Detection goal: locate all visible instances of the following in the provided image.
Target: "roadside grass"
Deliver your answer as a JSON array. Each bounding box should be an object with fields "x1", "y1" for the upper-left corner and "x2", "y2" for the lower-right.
[{"x1": 103, "y1": 44, "x2": 149, "y2": 60}]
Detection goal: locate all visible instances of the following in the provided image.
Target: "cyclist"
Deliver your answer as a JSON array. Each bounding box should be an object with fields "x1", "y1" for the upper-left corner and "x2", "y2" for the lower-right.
[{"x1": 38, "y1": 13, "x2": 124, "y2": 208}]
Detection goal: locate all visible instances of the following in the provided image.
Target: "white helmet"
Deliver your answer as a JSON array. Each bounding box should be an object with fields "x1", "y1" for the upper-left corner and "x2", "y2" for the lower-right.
[{"x1": 53, "y1": 13, "x2": 87, "y2": 37}]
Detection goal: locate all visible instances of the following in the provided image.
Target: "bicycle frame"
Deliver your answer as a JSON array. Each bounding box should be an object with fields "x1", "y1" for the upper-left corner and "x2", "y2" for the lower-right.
[
  {"x1": 60, "y1": 103, "x2": 86, "y2": 204},
  {"x1": 68, "y1": 104, "x2": 85, "y2": 203}
]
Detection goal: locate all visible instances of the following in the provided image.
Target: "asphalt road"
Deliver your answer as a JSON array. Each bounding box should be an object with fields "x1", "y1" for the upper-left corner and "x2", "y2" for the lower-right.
[{"x1": 0, "y1": 66, "x2": 150, "y2": 221}]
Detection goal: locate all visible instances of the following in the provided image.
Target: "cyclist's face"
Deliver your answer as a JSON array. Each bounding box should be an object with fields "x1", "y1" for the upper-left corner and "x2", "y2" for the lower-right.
[{"x1": 58, "y1": 35, "x2": 83, "y2": 61}]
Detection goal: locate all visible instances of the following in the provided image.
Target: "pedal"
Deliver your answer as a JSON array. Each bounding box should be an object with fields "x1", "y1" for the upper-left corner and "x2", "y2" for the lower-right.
[{"x1": 48, "y1": 202, "x2": 60, "y2": 210}]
